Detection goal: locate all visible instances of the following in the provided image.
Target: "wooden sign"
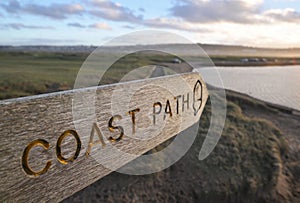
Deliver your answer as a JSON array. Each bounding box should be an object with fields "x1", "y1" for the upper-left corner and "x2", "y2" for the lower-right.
[{"x1": 0, "y1": 72, "x2": 208, "y2": 202}]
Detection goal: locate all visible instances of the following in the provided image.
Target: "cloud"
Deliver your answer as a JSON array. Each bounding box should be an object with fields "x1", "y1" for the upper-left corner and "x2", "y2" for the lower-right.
[
  {"x1": 1, "y1": 0, "x2": 21, "y2": 13},
  {"x1": 89, "y1": 22, "x2": 112, "y2": 30},
  {"x1": 14, "y1": 38, "x2": 82, "y2": 45},
  {"x1": 1, "y1": 0, "x2": 84, "y2": 19},
  {"x1": 144, "y1": 17, "x2": 210, "y2": 32},
  {"x1": 263, "y1": 8, "x2": 300, "y2": 22},
  {"x1": 88, "y1": 0, "x2": 143, "y2": 23},
  {"x1": 169, "y1": 0, "x2": 300, "y2": 25},
  {"x1": 123, "y1": 25, "x2": 135, "y2": 29},
  {"x1": 2, "y1": 23, "x2": 53, "y2": 30},
  {"x1": 68, "y1": 22, "x2": 112, "y2": 30},
  {"x1": 67, "y1": 22, "x2": 86, "y2": 28},
  {"x1": 24, "y1": 3, "x2": 84, "y2": 19},
  {"x1": 87, "y1": 0, "x2": 209, "y2": 32},
  {"x1": 170, "y1": 0, "x2": 263, "y2": 24}
]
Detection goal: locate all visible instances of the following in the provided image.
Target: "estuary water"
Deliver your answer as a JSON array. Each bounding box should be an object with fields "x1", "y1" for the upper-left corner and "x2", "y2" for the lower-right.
[{"x1": 196, "y1": 65, "x2": 300, "y2": 111}]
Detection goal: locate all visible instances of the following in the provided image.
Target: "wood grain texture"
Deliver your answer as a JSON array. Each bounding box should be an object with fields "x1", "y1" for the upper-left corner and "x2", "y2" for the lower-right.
[{"x1": 0, "y1": 72, "x2": 208, "y2": 202}]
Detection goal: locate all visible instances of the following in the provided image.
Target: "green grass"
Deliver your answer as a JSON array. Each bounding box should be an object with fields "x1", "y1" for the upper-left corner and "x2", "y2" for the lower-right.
[
  {"x1": 0, "y1": 51, "x2": 191, "y2": 100},
  {"x1": 192, "y1": 93, "x2": 288, "y2": 201},
  {"x1": 0, "y1": 52, "x2": 87, "y2": 99}
]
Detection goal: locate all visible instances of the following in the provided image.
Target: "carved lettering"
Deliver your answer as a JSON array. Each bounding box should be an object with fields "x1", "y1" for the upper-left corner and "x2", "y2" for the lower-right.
[
  {"x1": 193, "y1": 80, "x2": 203, "y2": 116},
  {"x1": 22, "y1": 139, "x2": 51, "y2": 177},
  {"x1": 20, "y1": 78, "x2": 206, "y2": 178},
  {"x1": 56, "y1": 130, "x2": 81, "y2": 165},
  {"x1": 182, "y1": 93, "x2": 190, "y2": 112},
  {"x1": 164, "y1": 99, "x2": 172, "y2": 120},
  {"x1": 128, "y1": 108, "x2": 140, "y2": 134},
  {"x1": 153, "y1": 102, "x2": 162, "y2": 125},
  {"x1": 85, "y1": 123, "x2": 106, "y2": 157},
  {"x1": 175, "y1": 95, "x2": 181, "y2": 114},
  {"x1": 108, "y1": 115, "x2": 124, "y2": 142}
]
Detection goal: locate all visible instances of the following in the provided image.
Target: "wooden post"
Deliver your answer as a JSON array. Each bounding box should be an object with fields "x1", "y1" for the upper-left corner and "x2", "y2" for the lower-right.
[{"x1": 0, "y1": 72, "x2": 208, "y2": 202}]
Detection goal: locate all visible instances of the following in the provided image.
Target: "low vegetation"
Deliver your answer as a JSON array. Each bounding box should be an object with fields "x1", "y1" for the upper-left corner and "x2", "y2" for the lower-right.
[
  {"x1": 0, "y1": 51, "x2": 189, "y2": 100},
  {"x1": 0, "y1": 52, "x2": 85, "y2": 99}
]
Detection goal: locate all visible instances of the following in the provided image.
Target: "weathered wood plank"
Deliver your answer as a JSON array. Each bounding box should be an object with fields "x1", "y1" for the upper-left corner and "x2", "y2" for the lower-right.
[{"x1": 0, "y1": 72, "x2": 208, "y2": 202}]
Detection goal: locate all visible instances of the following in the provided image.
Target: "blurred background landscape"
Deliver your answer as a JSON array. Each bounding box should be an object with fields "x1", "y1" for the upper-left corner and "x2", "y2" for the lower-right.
[{"x1": 1, "y1": 44, "x2": 300, "y2": 101}]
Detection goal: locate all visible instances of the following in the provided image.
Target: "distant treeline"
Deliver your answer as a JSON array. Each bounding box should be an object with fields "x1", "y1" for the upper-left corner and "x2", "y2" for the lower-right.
[{"x1": 1, "y1": 44, "x2": 300, "y2": 58}]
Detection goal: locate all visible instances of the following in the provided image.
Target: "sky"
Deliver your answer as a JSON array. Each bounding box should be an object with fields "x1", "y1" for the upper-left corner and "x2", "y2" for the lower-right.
[{"x1": 0, "y1": 0, "x2": 300, "y2": 48}]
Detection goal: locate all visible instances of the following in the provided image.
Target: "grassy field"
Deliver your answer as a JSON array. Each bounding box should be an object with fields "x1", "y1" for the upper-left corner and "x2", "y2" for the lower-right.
[
  {"x1": 1, "y1": 50, "x2": 298, "y2": 100},
  {"x1": 0, "y1": 51, "x2": 190, "y2": 100},
  {"x1": 211, "y1": 55, "x2": 300, "y2": 66},
  {"x1": 0, "y1": 52, "x2": 86, "y2": 99}
]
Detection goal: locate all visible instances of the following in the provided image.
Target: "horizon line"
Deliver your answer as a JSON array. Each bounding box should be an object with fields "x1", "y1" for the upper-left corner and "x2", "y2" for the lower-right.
[{"x1": 1, "y1": 43, "x2": 300, "y2": 50}]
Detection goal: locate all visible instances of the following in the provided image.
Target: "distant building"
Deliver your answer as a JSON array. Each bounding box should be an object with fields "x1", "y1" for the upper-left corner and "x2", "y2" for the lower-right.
[
  {"x1": 240, "y1": 58, "x2": 249, "y2": 63},
  {"x1": 172, "y1": 58, "x2": 182, "y2": 64}
]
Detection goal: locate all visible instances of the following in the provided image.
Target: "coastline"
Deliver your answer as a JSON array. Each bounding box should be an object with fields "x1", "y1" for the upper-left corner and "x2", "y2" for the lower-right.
[
  {"x1": 225, "y1": 88, "x2": 300, "y2": 116},
  {"x1": 212, "y1": 60, "x2": 300, "y2": 67}
]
